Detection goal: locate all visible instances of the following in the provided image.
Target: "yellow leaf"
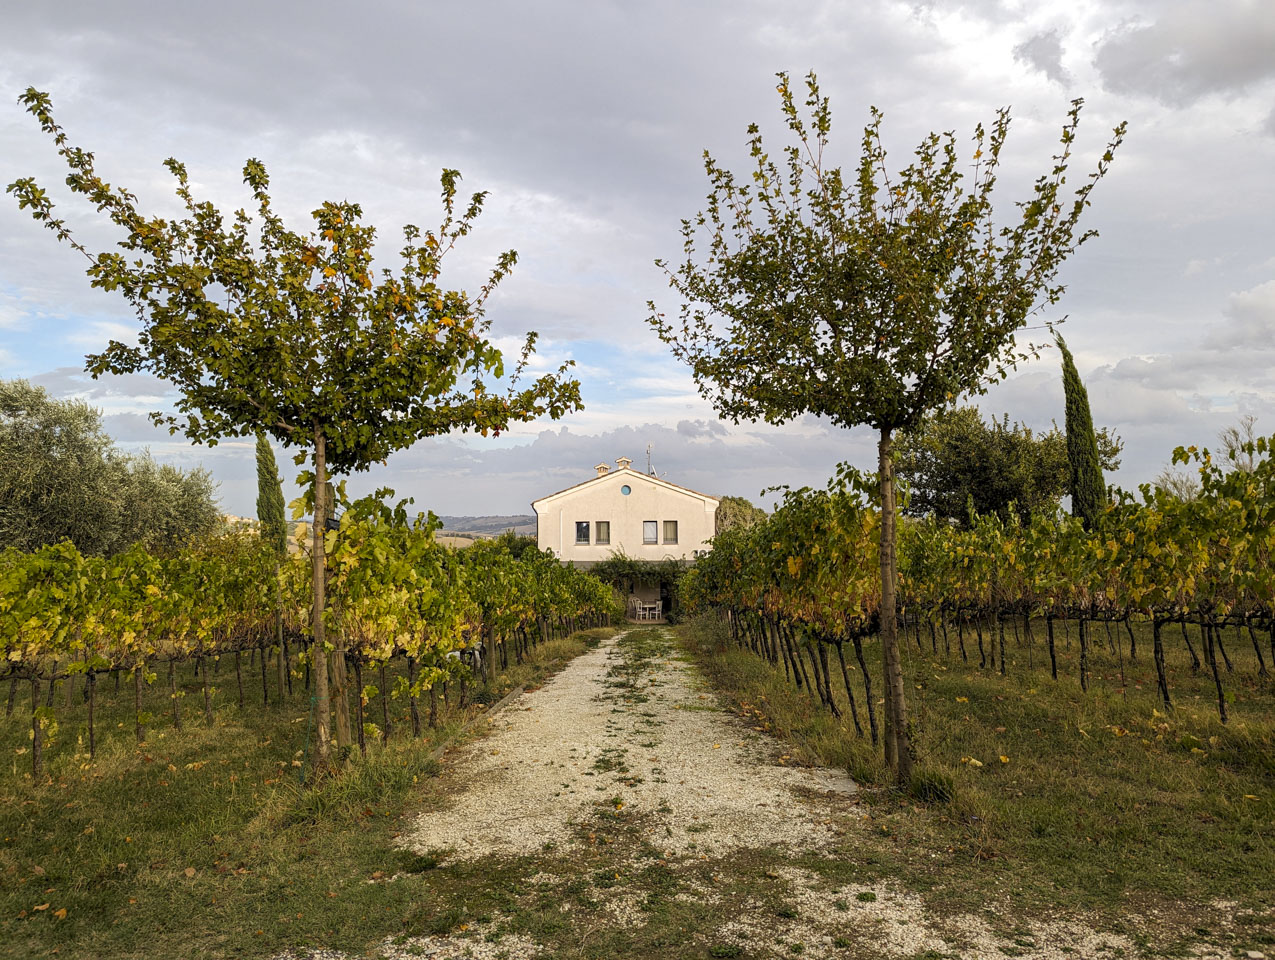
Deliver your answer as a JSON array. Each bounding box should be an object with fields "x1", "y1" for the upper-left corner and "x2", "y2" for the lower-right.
[
  {"x1": 53, "y1": 907, "x2": 67, "y2": 919},
  {"x1": 999, "y1": 755, "x2": 1009, "y2": 764},
  {"x1": 955, "y1": 696, "x2": 969, "y2": 703},
  {"x1": 34, "y1": 903, "x2": 50, "y2": 911}
]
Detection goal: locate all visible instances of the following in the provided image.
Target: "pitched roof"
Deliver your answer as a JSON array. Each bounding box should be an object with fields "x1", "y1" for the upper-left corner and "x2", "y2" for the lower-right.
[{"x1": 531, "y1": 468, "x2": 719, "y2": 510}]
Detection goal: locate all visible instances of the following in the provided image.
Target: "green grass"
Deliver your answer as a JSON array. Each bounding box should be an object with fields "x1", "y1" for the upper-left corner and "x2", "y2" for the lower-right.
[
  {"x1": 679, "y1": 613, "x2": 1275, "y2": 948},
  {"x1": 0, "y1": 628, "x2": 615, "y2": 960}
]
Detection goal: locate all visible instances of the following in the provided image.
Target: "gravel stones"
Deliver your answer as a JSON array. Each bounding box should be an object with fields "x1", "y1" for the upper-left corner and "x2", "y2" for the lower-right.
[{"x1": 401, "y1": 628, "x2": 858, "y2": 862}]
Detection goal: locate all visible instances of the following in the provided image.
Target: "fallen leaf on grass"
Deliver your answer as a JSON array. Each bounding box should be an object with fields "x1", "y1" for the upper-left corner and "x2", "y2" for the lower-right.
[
  {"x1": 53, "y1": 908, "x2": 67, "y2": 919},
  {"x1": 33, "y1": 903, "x2": 50, "y2": 911},
  {"x1": 184, "y1": 867, "x2": 196, "y2": 878}
]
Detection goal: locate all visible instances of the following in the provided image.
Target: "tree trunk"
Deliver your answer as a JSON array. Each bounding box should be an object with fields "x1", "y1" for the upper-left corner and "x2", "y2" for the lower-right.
[
  {"x1": 134, "y1": 659, "x2": 146, "y2": 744},
  {"x1": 1124, "y1": 617, "x2": 1137, "y2": 662},
  {"x1": 1151, "y1": 618, "x2": 1171, "y2": 710},
  {"x1": 998, "y1": 616, "x2": 1007, "y2": 676},
  {"x1": 276, "y1": 589, "x2": 287, "y2": 703},
  {"x1": 87, "y1": 670, "x2": 96, "y2": 759},
  {"x1": 353, "y1": 658, "x2": 366, "y2": 757},
  {"x1": 835, "y1": 641, "x2": 864, "y2": 736},
  {"x1": 169, "y1": 659, "x2": 182, "y2": 731},
  {"x1": 817, "y1": 641, "x2": 840, "y2": 717},
  {"x1": 200, "y1": 653, "x2": 213, "y2": 726},
  {"x1": 1246, "y1": 622, "x2": 1268, "y2": 675},
  {"x1": 6, "y1": 676, "x2": 17, "y2": 717},
  {"x1": 1078, "y1": 618, "x2": 1090, "y2": 692},
  {"x1": 260, "y1": 641, "x2": 269, "y2": 706},
  {"x1": 332, "y1": 648, "x2": 352, "y2": 753},
  {"x1": 1046, "y1": 615, "x2": 1057, "y2": 681},
  {"x1": 1180, "y1": 620, "x2": 1201, "y2": 673},
  {"x1": 235, "y1": 650, "x2": 245, "y2": 709},
  {"x1": 46, "y1": 662, "x2": 58, "y2": 707},
  {"x1": 379, "y1": 662, "x2": 391, "y2": 744},
  {"x1": 1204, "y1": 622, "x2": 1227, "y2": 723},
  {"x1": 407, "y1": 656, "x2": 421, "y2": 738},
  {"x1": 793, "y1": 638, "x2": 814, "y2": 698},
  {"x1": 1215, "y1": 625, "x2": 1234, "y2": 672},
  {"x1": 31, "y1": 677, "x2": 43, "y2": 781},
  {"x1": 311, "y1": 426, "x2": 333, "y2": 772},
  {"x1": 851, "y1": 634, "x2": 879, "y2": 747}
]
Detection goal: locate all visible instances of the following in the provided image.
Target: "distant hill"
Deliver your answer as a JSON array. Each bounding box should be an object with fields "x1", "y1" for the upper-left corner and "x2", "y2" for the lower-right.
[{"x1": 436, "y1": 514, "x2": 536, "y2": 538}]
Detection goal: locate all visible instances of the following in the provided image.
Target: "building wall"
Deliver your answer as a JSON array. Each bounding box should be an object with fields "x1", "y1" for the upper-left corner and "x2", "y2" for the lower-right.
[{"x1": 533, "y1": 468, "x2": 717, "y2": 563}]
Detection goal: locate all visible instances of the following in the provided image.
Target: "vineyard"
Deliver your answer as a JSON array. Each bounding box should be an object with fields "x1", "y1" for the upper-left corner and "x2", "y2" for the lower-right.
[
  {"x1": 1, "y1": 493, "x2": 620, "y2": 781},
  {"x1": 683, "y1": 439, "x2": 1275, "y2": 742}
]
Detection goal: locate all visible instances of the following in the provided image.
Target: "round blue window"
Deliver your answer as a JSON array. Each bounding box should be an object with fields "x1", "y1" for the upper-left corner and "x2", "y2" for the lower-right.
[{"x1": 620, "y1": 484, "x2": 631, "y2": 495}]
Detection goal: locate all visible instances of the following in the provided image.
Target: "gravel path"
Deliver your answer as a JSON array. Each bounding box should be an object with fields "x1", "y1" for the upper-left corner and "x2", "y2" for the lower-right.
[{"x1": 401, "y1": 627, "x2": 857, "y2": 862}]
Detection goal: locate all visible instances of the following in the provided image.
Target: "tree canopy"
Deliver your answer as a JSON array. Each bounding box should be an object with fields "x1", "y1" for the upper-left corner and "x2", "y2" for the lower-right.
[
  {"x1": 255, "y1": 433, "x2": 287, "y2": 557},
  {"x1": 8, "y1": 87, "x2": 583, "y2": 773},
  {"x1": 1057, "y1": 333, "x2": 1107, "y2": 528},
  {"x1": 896, "y1": 406, "x2": 1122, "y2": 525},
  {"x1": 0, "y1": 378, "x2": 220, "y2": 554},
  {"x1": 648, "y1": 71, "x2": 1125, "y2": 785},
  {"x1": 715, "y1": 495, "x2": 768, "y2": 534}
]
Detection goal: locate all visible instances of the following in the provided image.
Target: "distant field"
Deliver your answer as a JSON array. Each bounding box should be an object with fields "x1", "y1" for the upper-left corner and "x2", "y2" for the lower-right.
[{"x1": 435, "y1": 515, "x2": 536, "y2": 538}]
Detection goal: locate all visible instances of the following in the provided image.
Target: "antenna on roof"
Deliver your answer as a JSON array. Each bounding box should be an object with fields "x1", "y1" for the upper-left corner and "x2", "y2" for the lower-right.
[{"x1": 646, "y1": 443, "x2": 655, "y2": 475}]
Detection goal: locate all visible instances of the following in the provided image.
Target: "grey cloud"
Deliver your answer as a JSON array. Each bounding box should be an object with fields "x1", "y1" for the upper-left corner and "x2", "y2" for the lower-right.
[
  {"x1": 1013, "y1": 29, "x2": 1069, "y2": 85},
  {"x1": 676, "y1": 419, "x2": 728, "y2": 439},
  {"x1": 30, "y1": 366, "x2": 174, "y2": 403},
  {"x1": 1093, "y1": 2, "x2": 1275, "y2": 105}
]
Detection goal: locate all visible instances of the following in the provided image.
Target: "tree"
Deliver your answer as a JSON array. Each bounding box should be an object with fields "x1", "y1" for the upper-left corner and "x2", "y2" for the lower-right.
[
  {"x1": 0, "y1": 379, "x2": 127, "y2": 555},
  {"x1": 0, "y1": 379, "x2": 218, "y2": 554},
  {"x1": 116, "y1": 453, "x2": 220, "y2": 553},
  {"x1": 9, "y1": 89, "x2": 583, "y2": 772},
  {"x1": 897, "y1": 406, "x2": 1121, "y2": 525},
  {"x1": 255, "y1": 434, "x2": 287, "y2": 556},
  {"x1": 648, "y1": 72, "x2": 1124, "y2": 785},
  {"x1": 715, "y1": 495, "x2": 768, "y2": 534},
  {"x1": 1218, "y1": 413, "x2": 1258, "y2": 473},
  {"x1": 1056, "y1": 334, "x2": 1107, "y2": 528},
  {"x1": 1154, "y1": 467, "x2": 1200, "y2": 502}
]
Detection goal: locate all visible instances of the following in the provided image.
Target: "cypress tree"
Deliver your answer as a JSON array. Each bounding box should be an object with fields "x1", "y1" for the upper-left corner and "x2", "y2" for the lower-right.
[
  {"x1": 1056, "y1": 333, "x2": 1106, "y2": 528},
  {"x1": 255, "y1": 434, "x2": 287, "y2": 555}
]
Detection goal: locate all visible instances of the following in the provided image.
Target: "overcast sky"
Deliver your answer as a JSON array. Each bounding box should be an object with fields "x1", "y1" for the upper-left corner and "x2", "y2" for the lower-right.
[{"x1": 2, "y1": 0, "x2": 1273, "y2": 517}]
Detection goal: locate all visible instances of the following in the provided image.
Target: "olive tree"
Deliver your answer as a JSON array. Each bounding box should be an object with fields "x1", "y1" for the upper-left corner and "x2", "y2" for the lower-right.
[
  {"x1": 648, "y1": 73, "x2": 1125, "y2": 785},
  {"x1": 9, "y1": 89, "x2": 582, "y2": 771}
]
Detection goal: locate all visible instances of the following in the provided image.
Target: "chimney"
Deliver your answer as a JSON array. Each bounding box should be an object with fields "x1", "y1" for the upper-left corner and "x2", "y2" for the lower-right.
[
  {"x1": 594, "y1": 462, "x2": 610, "y2": 477},
  {"x1": 616, "y1": 457, "x2": 633, "y2": 471}
]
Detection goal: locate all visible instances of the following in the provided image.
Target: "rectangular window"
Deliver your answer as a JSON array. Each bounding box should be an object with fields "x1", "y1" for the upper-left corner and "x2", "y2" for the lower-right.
[
  {"x1": 642, "y1": 520, "x2": 658, "y2": 544},
  {"x1": 663, "y1": 520, "x2": 678, "y2": 544},
  {"x1": 595, "y1": 521, "x2": 610, "y2": 545},
  {"x1": 575, "y1": 521, "x2": 590, "y2": 545}
]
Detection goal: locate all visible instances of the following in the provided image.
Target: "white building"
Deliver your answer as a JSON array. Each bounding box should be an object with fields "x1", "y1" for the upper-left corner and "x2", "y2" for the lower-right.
[{"x1": 531, "y1": 457, "x2": 719, "y2": 564}]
